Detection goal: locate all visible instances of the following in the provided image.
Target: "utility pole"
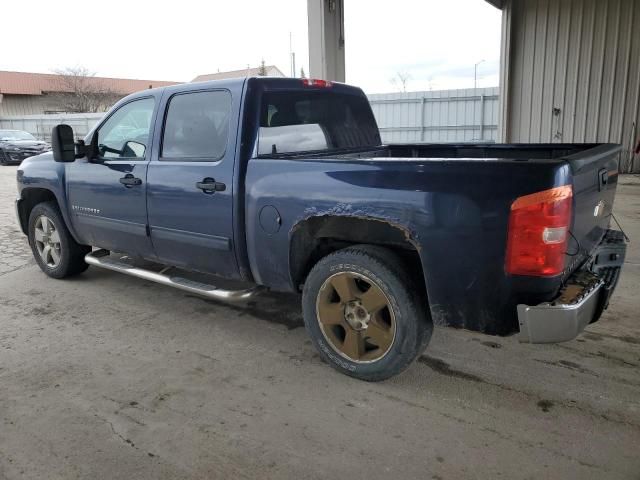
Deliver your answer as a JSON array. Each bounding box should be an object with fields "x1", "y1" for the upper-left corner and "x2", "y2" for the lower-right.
[
  {"x1": 289, "y1": 32, "x2": 296, "y2": 77},
  {"x1": 474, "y1": 59, "x2": 485, "y2": 89}
]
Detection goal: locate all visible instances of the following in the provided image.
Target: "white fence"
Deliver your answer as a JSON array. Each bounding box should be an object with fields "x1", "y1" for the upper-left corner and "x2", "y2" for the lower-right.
[
  {"x1": 367, "y1": 87, "x2": 499, "y2": 144},
  {"x1": 1, "y1": 88, "x2": 500, "y2": 145},
  {"x1": 0, "y1": 113, "x2": 104, "y2": 142}
]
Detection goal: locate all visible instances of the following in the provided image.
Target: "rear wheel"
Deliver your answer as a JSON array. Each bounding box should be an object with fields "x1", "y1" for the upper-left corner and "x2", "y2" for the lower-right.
[
  {"x1": 302, "y1": 245, "x2": 432, "y2": 381},
  {"x1": 28, "y1": 202, "x2": 91, "y2": 278}
]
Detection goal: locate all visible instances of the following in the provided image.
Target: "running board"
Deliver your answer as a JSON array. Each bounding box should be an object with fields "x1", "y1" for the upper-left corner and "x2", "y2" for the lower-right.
[{"x1": 85, "y1": 249, "x2": 261, "y2": 302}]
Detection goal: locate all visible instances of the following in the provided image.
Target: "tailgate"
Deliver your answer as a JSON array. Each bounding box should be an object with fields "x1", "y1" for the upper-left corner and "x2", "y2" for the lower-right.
[{"x1": 565, "y1": 144, "x2": 622, "y2": 261}]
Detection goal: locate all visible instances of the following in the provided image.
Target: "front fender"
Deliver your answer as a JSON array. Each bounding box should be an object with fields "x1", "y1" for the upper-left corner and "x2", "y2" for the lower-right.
[{"x1": 17, "y1": 154, "x2": 80, "y2": 242}]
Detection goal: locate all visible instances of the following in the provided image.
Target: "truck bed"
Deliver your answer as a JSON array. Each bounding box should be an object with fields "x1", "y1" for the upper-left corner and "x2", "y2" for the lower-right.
[
  {"x1": 248, "y1": 142, "x2": 621, "y2": 335},
  {"x1": 330, "y1": 142, "x2": 600, "y2": 161},
  {"x1": 385, "y1": 143, "x2": 600, "y2": 160},
  {"x1": 334, "y1": 142, "x2": 621, "y2": 263}
]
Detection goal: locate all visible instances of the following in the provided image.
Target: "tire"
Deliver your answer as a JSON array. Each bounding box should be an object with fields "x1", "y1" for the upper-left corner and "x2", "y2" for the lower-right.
[
  {"x1": 0, "y1": 151, "x2": 7, "y2": 166},
  {"x1": 302, "y1": 244, "x2": 433, "y2": 381},
  {"x1": 28, "y1": 201, "x2": 91, "y2": 279}
]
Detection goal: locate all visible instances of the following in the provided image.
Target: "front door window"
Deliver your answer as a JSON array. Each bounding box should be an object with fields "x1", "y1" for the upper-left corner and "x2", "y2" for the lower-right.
[{"x1": 97, "y1": 97, "x2": 155, "y2": 159}]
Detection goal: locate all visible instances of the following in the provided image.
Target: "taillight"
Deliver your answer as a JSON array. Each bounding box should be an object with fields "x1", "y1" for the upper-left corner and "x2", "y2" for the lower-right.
[
  {"x1": 302, "y1": 78, "x2": 332, "y2": 88},
  {"x1": 505, "y1": 185, "x2": 573, "y2": 277}
]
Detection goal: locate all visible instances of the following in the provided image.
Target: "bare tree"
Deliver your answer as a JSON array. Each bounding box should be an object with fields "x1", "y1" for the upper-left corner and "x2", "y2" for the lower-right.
[
  {"x1": 390, "y1": 71, "x2": 411, "y2": 93},
  {"x1": 52, "y1": 66, "x2": 120, "y2": 113},
  {"x1": 257, "y1": 59, "x2": 268, "y2": 76},
  {"x1": 300, "y1": 67, "x2": 306, "y2": 78}
]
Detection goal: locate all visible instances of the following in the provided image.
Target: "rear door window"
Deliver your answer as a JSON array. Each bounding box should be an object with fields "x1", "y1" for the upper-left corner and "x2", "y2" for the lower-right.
[
  {"x1": 258, "y1": 91, "x2": 380, "y2": 156},
  {"x1": 161, "y1": 90, "x2": 232, "y2": 160}
]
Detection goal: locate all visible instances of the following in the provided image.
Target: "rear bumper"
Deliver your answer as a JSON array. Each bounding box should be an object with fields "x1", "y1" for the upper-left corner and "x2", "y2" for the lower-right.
[
  {"x1": 516, "y1": 229, "x2": 626, "y2": 343},
  {"x1": 517, "y1": 279, "x2": 603, "y2": 343}
]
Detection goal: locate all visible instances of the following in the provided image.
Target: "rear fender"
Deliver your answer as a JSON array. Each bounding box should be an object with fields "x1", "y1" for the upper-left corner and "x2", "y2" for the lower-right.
[{"x1": 288, "y1": 210, "x2": 429, "y2": 294}]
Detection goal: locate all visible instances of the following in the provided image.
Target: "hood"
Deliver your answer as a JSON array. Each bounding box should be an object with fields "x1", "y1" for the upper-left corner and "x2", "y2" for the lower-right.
[
  {"x1": 20, "y1": 151, "x2": 55, "y2": 165},
  {"x1": 0, "y1": 139, "x2": 49, "y2": 149}
]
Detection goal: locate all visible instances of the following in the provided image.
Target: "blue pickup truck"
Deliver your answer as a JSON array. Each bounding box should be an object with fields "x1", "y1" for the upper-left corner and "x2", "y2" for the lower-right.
[{"x1": 15, "y1": 77, "x2": 627, "y2": 381}]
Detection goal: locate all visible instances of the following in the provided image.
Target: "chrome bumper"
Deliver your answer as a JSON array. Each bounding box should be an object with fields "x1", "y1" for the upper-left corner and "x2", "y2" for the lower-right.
[{"x1": 517, "y1": 280, "x2": 604, "y2": 343}]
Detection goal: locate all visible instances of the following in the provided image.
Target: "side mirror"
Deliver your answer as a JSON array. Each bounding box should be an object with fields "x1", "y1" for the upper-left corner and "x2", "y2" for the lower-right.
[
  {"x1": 80, "y1": 132, "x2": 100, "y2": 161},
  {"x1": 51, "y1": 124, "x2": 76, "y2": 162},
  {"x1": 122, "y1": 141, "x2": 146, "y2": 158}
]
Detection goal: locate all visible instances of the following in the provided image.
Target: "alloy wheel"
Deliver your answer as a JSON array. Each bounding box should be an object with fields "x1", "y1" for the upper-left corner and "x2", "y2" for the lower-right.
[
  {"x1": 316, "y1": 271, "x2": 396, "y2": 363},
  {"x1": 34, "y1": 215, "x2": 62, "y2": 268}
]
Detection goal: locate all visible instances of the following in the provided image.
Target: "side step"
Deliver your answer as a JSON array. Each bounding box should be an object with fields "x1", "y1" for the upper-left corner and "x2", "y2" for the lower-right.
[{"x1": 85, "y1": 249, "x2": 262, "y2": 302}]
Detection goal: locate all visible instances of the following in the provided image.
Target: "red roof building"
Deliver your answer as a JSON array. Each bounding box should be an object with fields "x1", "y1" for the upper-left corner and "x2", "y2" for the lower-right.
[{"x1": 0, "y1": 70, "x2": 179, "y2": 116}]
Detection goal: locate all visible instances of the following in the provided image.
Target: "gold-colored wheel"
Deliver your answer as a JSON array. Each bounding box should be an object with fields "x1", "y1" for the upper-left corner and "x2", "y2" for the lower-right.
[{"x1": 316, "y1": 271, "x2": 396, "y2": 363}]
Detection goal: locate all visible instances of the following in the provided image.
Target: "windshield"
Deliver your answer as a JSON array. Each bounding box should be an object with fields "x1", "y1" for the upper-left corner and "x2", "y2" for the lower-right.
[
  {"x1": 258, "y1": 91, "x2": 380, "y2": 156},
  {"x1": 0, "y1": 130, "x2": 36, "y2": 141}
]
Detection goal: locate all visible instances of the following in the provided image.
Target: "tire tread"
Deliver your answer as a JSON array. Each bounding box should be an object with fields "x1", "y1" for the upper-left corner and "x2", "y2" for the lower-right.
[
  {"x1": 302, "y1": 244, "x2": 432, "y2": 381},
  {"x1": 28, "y1": 201, "x2": 91, "y2": 278}
]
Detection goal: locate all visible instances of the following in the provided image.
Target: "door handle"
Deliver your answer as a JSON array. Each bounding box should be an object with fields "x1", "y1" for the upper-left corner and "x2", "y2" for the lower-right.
[
  {"x1": 119, "y1": 174, "x2": 142, "y2": 187},
  {"x1": 598, "y1": 168, "x2": 608, "y2": 191},
  {"x1": 196, "y1": 177, "x2": 226, "y2": 194}
]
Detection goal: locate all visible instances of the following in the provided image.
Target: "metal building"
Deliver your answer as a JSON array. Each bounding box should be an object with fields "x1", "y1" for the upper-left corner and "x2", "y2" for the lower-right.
[
  {"x1": 307, "y1": 0, "x2": 640, "y2": 172},
  {"x1": 493, "y1": 0, "x2": 640, "y2": 172},
  {"x1": 368, "y1": 88, "x2": 499, "y2": 143}
]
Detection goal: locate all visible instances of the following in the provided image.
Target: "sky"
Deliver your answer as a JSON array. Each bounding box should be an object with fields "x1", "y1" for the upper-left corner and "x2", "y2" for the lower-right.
[{"x1": 1, "y1": 0, "x2": 501, "y2": 94}]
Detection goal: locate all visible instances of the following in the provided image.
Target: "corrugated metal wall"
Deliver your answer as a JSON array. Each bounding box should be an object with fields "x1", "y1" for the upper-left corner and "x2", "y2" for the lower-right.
[
  {"x1": 0, "y1": 113, "x2": 103, "y2": 142},
  {"x1": 0, "y1": 94, "x2": 70, "y2": 116},
  {"x1": 368, "y1": 88, "x2": 499, "y2": 143},
  {"x1": 503, "y1": 0, "x2": 640, "y2": 172},
  {"x1": 3, "y1": 90, "x2": 500, "y2": 145},
  {"x1": 1, "y1": 95, "x2": 49, "y2": 116}
]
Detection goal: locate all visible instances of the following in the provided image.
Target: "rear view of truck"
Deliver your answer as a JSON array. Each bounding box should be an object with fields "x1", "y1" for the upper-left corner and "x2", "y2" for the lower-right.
[
  {"x1": 245, "y1": 78, "x2": 628, "y2": 380},
  {"x1": 510, "y1": 144, "x2": 627, "y2": 343}
]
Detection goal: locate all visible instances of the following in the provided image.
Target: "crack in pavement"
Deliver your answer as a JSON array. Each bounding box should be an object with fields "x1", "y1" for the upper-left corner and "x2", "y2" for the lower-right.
[{"x1": 93, "y1": 413, "x2": 157, "y2": 459}]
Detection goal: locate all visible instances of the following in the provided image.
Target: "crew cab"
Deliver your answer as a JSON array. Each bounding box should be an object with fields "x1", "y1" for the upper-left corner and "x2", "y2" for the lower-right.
[{"x1": 15, "y1": 77, "x2": 627, "y2": 381}]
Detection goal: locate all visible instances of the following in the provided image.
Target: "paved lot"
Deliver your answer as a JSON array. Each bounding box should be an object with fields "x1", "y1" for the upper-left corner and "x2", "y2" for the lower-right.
[
  {"x1": 0, "y1": 168, "x2": 32, "y2": 275},
  {"x1": 0, "y1": 165, "x2": 639, "y2": 480}
]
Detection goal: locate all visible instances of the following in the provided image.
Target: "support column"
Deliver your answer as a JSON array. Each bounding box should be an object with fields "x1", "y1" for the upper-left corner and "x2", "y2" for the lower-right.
[
  {"x1": 497, "y1": 0, "x2": 512, "y2": 142},
  {"x1": 307, "y1": 0, "x2": 345, "y2": 82}
]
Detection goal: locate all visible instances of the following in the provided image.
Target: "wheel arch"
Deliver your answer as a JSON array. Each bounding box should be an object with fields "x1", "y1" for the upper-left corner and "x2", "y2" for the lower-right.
[
  {"x1": 17, "y1": 188, "x2": 81, "y2": 244},
  {"x1": 289, "y1": 215, "x2": 427, "y2": 298}
]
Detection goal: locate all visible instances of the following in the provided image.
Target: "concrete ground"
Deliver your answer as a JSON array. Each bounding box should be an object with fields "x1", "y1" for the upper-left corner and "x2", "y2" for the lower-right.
[{"x1": 0, "y1": 165, "x2": 638, "y2": 480}]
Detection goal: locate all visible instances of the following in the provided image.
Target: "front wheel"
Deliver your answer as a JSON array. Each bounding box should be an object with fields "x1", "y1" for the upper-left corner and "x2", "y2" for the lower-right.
[
  {"x1": 28, "y1": 201, "x2": 91, "y2": 278},
  {"x1": 302, "y1": 245, "x2": 432, "y2": 381}
]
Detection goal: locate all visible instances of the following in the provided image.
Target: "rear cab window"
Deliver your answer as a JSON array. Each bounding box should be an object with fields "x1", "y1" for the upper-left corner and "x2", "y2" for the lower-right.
[{"x1": 258, "y1": 89, "x2": 381, "y2": 156}]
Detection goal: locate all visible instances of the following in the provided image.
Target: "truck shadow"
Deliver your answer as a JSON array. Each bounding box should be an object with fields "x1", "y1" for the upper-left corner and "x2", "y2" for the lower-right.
[{"x1": 184, "y1": 291, "x2": 304, "y2": 331}]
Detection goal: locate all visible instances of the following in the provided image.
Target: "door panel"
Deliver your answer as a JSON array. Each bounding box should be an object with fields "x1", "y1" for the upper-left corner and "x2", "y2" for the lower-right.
[
  {"x1": 147, "y1": 85, "x2": 241, "y2": 278},
  {"x1": 67, "y1": 160, "x2": 150, "y2": 254},
  {"x1": 66, "y1": 95, "x2": 158, "y2": 257},
  {"x1": 147, "y1": 162, "x2": 236, "y2": 275}
]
